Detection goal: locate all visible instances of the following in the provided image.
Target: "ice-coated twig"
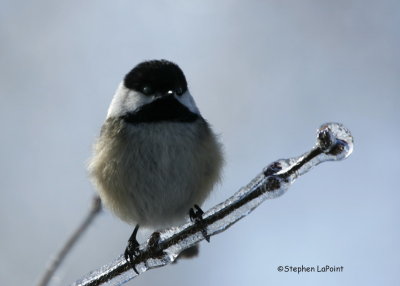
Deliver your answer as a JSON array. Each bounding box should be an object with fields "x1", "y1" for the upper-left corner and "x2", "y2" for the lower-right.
[{"x1": 71, "y1": 122, "x2": 354, "y2": 286}]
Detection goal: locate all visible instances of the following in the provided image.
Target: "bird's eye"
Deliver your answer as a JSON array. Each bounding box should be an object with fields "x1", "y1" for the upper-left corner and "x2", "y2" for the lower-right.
[
  {"x1": 175, "y1": 87, "x2": 183, "y2": 96},
  {"x1": 142, "y1": 86, "x2": 153, "y2": 95}
]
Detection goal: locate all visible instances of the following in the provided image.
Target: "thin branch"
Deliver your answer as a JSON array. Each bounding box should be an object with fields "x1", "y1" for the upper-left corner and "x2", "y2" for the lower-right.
[
  {"x1": 71, "y1": 122, "x2": 354, "y2": 286},
  {"x1": 37, "y1": 195, "x2": 102, "y2": 286}
]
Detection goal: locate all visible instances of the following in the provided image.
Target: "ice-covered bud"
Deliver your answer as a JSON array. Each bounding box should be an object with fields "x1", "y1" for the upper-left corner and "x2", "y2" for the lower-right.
[{"x1": 317, "y1": 123, "x2": 354, "y2": 161}]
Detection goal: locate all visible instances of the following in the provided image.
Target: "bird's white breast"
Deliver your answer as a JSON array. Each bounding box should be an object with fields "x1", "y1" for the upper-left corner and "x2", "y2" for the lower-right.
[{"x1": 88, "y1": 118, "x2": 223, "y2": 228}]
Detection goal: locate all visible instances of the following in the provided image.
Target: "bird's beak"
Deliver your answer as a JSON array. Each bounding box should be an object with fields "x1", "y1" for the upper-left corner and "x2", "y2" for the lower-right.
[
  {"x1": 165, "y1": 90, "x2": 175, "y2": 96},
  {"x1": 154, "y1": 90, "x2": 175, "y2": 99}
]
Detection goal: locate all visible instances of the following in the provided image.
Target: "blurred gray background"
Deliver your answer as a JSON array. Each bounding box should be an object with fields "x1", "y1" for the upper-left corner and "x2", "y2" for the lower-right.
[{"x1": 1, "y1": 0, "x2": 399, "y2": 285}]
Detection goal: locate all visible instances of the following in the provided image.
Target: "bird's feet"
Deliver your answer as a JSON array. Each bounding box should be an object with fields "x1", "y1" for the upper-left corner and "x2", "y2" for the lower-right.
[
  {"x1": 189, "y1": 204, "x2": 210, "y2": 242},
  {"x1": 147, "y1": 231, "x2": 162, "y2": 252},
  {"x1": 124, "y1": 224, "x2": 140, "y2": 274}
]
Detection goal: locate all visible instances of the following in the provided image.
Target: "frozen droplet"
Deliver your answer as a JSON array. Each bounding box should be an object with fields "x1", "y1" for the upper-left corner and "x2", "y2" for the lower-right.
[
  {"x1": 263, "y1": 158, "x2": 297, "y2": 176},
  {"x1": 317, "y1": 122, "x2": 354, "y2": 161}
]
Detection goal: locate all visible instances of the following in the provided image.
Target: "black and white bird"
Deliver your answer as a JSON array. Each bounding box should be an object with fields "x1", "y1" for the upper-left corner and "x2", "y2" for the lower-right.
[{"x1": 88, "y1": 59, "x2": 224, "y2": 269}]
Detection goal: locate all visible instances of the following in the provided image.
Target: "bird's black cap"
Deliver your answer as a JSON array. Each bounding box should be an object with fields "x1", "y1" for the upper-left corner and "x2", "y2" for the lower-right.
[{"x1": 124, "y1": 60, "x2": 188, "y2": 95}]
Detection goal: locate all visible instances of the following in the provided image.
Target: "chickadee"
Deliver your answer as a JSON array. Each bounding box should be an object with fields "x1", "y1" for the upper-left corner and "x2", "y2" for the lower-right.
[{"x1": 88, "y1": 59, "x2": 224, "y2": 267}]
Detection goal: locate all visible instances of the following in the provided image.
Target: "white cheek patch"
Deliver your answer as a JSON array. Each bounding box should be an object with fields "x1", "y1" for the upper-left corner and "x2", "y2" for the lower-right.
[
  {"x1": 107, "y1": 83, "x2": 153, "y2": 119},
  {"x1": 175, "y1": 91, "x2": 200, "y2": 115}
]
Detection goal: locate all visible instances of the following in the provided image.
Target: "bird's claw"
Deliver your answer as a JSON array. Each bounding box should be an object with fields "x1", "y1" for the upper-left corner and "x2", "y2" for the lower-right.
[
  {"x1": 124, "y1": 224, "x2": 140, "y2": 274},
  {"x1": 189, "y1": 204, "x2": 210, "y2": 242}
]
